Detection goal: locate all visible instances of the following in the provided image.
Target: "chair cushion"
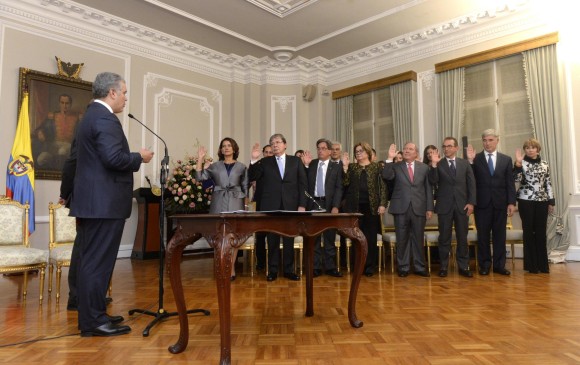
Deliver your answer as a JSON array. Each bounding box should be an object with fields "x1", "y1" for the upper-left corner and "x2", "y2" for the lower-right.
[
  {"x1": 506, "y1": 229, "x2": 523, "y2": 240},
  {"x1": 382, "y1": 232, "x2": 397, "y2": 243},
  {"x1": 0, "y1": 205, "x2": 25, "y2": 245},
  {"x1": 467, "y1": 231, "x2": 478, "y2": 241},
  {"x1": 0, "y1": 247, "x2": 48, "y2": 267},
  {"x1": 54, "y1": 207, "x2": 77, "y2": 242},
  {"x1": 424, "y1": 231, "x2": 439, "y2": 242},
  {"x1": 49, "y1": 245, "x2": 73, "y2": 262}
]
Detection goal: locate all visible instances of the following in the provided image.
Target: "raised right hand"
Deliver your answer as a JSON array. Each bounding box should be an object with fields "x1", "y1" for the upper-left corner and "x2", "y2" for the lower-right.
[
  {"x1": 387, "y1": 144, "x2": 397, "y2": 160},
  {"x1": 466, "y1": 144, "x2": 476, "y2": 162},
  {"x1": 251, "y1": 142, "x2": 261, "y2": 160},
  {"x1": 515, "y1": 148, "x2": 523, "y2": 165}
]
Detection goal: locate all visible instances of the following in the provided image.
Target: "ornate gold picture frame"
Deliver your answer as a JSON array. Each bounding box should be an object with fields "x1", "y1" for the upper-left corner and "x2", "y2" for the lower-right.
[{"x1": 18, "y1": 67, "x2": 92, "y2": 180}]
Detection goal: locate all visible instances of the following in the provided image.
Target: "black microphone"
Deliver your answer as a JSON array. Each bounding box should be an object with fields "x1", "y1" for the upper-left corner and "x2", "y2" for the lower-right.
[
  {"x1": 128, "y1": 113, "x2": 170, "y2": 186},
  {"x1": 145, "y1": 175, "x2": 152, "y2": 188},
  {"x1": 304, "y1": 191, "x2": 324, "y2": 211}
]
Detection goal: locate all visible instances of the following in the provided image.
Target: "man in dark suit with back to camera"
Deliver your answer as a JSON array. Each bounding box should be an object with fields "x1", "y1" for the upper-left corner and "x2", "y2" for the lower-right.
[
  {"x1": 382, "y1": 142, "x2": 434, "y2": 277},
  {"x1": 302, "y1": 138, "x2": 343, "y2": 278},
  {"x1": 466, "y1": 129, "x2": 516, "y2": 276},
  {"x1": 248, "y1": 133, "x2": 307, "y2": 282},
  {"x1": 69, "y1": 72, "x2": 153, "y2": 337},
  {"x1": 429, "y1": 137, "x2": 476, "y2": 278}
]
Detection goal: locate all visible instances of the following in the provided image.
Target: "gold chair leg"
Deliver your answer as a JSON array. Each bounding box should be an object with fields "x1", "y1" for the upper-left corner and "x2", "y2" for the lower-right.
[
  {"x1": 378, "y1": 245, "x2": 382, "y2": 273},
  {"x1": 48, "y1": 264, "x2": 53, "y2": 294},
  {"x1": 427, "y1": 245, "x2": 432, "y2": 273},
  {"x1": 23, "y1": 271, "x2": 28, "y2": 300},
  {"x1": 56, "y1": 265, "x2": 62, "y2": 303},
  {"x1": 391, "y1": 245, "x2": 395, "y2": 274},
  {"x1": 39, "y1": 266, "x2": 45, "y2": 305},
  {"x1": 346, "y1": 239, "x2": 351, "y2": 273},
  {"x1": 108, "y1": 280, "x2": 112, "y2": 297},
  {"x1": 299, "y1": 247, "x2": 303, "y2": 277},
  {"x1": 250, "y1": 248, "x2": 255, "y2": 277},
  {"x1": 511, "y1": 243, "x2": 515, "y2": 267},
  {"x1": 336, "y1": 244, "x2": 341, "y2": 273}
]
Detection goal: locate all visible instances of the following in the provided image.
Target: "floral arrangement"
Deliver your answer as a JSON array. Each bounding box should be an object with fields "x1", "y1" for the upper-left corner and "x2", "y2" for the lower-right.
[{"x1": 165, "y1": 154, "x2": 214, "y2": 213}]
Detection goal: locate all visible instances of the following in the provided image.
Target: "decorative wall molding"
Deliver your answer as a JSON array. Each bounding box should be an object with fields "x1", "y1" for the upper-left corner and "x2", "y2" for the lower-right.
[
  {"x1": 0, "y1": 0, "x2": 550, "y2": 86},
  {"x1": 271, "y1": 95, "x2": 297, "y2": 152},
  {"x1": 418, "y1": 70, "x2": 434, "y2": 91}
]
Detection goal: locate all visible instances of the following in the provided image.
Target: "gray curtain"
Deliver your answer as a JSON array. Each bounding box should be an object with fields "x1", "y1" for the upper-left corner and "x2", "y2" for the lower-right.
[
  {"x1": 437, "y1": 68, "x2": 465, "y2": 142},
  {"x1": 523, "y1": 44, "x2": 570, "y2": 260},
  {"x1": 334, "y1": 96, "x2": 353, "y2": 155},
  {"x1": 390, "y1": 81, "x2": 415, "y2": 147}
]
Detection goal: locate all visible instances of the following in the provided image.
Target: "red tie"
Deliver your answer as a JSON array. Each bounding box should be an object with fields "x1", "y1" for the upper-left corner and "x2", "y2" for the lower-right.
[{"x1": 407, "y1": 162, "x2": 414, "y2": 183}]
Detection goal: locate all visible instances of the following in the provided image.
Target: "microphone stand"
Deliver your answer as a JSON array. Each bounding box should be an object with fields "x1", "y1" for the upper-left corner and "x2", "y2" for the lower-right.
[{"x1": 127, "y1": 114, "x2": 209, "y2": 337}]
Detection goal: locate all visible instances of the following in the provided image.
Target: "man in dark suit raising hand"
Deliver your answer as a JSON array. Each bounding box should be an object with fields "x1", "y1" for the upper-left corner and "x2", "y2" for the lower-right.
[
  {"x1": 429, "y1": 137, "x2": 476, "y2": 278},
  {"x1": 466, "y1": 129, "x2": 516, "y2": 276},
  {"x1": 248, "y1": 133, "x2": 308, "y2": 281}
]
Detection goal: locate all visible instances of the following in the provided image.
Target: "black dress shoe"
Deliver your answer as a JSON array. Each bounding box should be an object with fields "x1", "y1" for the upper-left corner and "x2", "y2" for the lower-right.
[
  {"x1": 540, "y1": 269, "x2": 550, "y2": 274},
  {"x1": 256, "y1": 264, "x2": 265, "y2": 271},
  {"x1": 67, "y1": 302, "x2": 78, "y2": 311},
  {"x1": 284, "y1": 273, "x2": 300, "y2": 281},
  {"x1": 266, "y1": 273, "x2": 277, "y2": 282},
  {"x1": 479, "y1": 268, "x2": 489, "y2": 275},
  {"x1": 458, "y1": 268, "x2": 473, "y2": 278},
  {"x1": 493, "y1": 268, "x2": 511, "y2": 275},
  {"x1": 230, "y1": 275, "x2": 236, "y2": 281},
  {"x1": 414, "y1": 270, "x2": 430, "y2": 277},
  {"x1": 438, "y1": 270, "x2": 448, "y2": 277},
  {"x1": 80, "y1": 322, "x2": 131, "y2": 337},
  {"x1": 105, "y1": 314, "x2": 124, "y2": 325},
  {"x1": 397, "y1": 271, "x2": 409, "y2": 277},
  {"x1": 313, "y1": 269, "x2": 322, "y2": 278},
  {"x1": 528, "y1": 270, "x2": 539, "y2": 274},
  {"x1": 326, "y1": 269, "x2": 343, "y2": 278},
  {"x1": 105, "y1": 297, "x2": 113, "y2": 304}
]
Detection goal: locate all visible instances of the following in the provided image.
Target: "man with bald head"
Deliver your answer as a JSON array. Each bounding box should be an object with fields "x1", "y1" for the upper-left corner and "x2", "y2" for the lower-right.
[{"x1": 382, "y1": 142, "x2": 434, "y2": 277}]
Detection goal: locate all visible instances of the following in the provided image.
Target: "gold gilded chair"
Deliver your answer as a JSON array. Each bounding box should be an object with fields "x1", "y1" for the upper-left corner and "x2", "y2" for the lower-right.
[
  {"x1": 48, "y1": 202, "x2": 76, "y2": 303},
  {"x1": 422, "y1": 213, "x2": 440, "y2": 273},
  {"x1": 505, "y1": 216, "x2": 523, "y2": 268},
  {"x1": 380, "y1": 212, "x2": 397, "y2": 273},
  {"x1": 0, "y1": 196, "x2": 47, "y2": 303},
  {"x1": 239, "y1": 234, "x2": 256, "y2": 277},
  {"x1": 345, "y1": 233, "x2": 384, "y2": 274}
]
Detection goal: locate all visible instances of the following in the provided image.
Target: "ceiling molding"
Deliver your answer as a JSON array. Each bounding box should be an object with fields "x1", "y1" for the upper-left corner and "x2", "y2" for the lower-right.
[{"x1": 1, "y1": 0, "x2": 548, "y2": 86}]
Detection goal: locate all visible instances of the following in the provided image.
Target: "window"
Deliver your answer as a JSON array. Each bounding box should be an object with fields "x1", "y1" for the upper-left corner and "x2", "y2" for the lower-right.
[
  {"x1": 464, "y1": 54, "x2": 533, "y2": 154},
  {"x1": 352, "y1": 87, "x2": 394, "y2": 159}
]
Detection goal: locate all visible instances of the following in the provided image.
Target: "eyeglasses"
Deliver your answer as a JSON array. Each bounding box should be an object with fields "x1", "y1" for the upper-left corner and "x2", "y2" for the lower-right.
[
  {"x1": 442, "y1": 145, "x2": 456, "y2": 148},
  {"x1": 354, "y1": 149, "x2": 364, "y2": 154}
]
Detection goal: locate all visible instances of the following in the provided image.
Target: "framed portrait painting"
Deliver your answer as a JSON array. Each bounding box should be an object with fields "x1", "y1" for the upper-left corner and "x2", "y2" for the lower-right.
[{"x1": 18, "y1": 67, "x2": 93, "y2": 180}]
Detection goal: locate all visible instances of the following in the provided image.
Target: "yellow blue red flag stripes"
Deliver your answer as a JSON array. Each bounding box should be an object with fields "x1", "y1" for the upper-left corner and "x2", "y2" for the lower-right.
[{"x1": 6, "y1": 92, "x2": 35, "y2": 234}]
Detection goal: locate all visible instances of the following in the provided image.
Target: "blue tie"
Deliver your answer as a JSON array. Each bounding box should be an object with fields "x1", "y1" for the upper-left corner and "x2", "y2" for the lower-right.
[
  {"x1": 449, "y1": 159, "x2": 456, "y2": 176},
  {"x1": 487, "y1": 153, "x2": 494, "y2": 176}
]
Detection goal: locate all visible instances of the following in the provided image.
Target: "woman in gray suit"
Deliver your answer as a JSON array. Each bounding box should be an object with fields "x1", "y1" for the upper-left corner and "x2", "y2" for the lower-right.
[{"x1": 196, "y1": 137, "x2": 249, "y2": 280}]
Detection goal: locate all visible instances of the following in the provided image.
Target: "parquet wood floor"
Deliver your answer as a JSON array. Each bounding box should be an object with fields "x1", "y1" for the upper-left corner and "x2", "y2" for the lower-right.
[{"x1": 1, "y1": 255, "x2": 580, "y2": 364}]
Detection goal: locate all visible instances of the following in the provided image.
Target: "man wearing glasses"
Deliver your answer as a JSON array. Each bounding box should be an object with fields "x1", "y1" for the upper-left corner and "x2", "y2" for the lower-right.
[{"x1": 429, "y1": 137, "x2": 476, "y2": 278}]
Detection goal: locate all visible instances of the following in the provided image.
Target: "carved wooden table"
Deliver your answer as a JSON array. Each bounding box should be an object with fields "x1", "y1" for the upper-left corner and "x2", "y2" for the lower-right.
[{"x1": 165, "y1": 212, "x2": 367, "y2": 365}]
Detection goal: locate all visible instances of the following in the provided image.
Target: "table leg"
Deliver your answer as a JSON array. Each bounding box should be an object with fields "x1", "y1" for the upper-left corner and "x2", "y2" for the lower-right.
[
  {"x1": 338, "y1": 227, "x2": 366, "y2": 328},
  {"x1": 167, "y1": 229, "x2": 202, "y2": 354},
  {"x1": 213, "y1": 232, "x2": 233, "y2": 365},
  {"x1": 303, "y1": 236, "x2": 316, "y2": 317}
]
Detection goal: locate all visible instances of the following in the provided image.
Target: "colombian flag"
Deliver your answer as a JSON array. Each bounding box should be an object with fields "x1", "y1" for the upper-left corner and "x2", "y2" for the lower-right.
[{"x1": 6, "y1": 92, "x2": 35, "y2": 234}]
